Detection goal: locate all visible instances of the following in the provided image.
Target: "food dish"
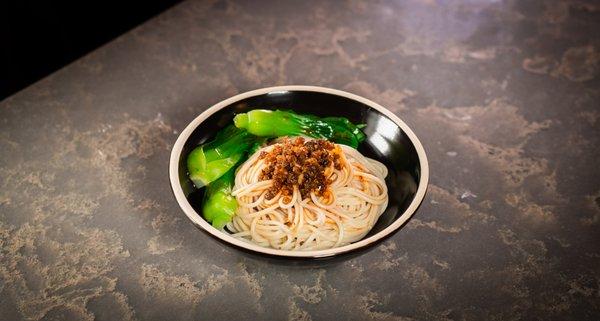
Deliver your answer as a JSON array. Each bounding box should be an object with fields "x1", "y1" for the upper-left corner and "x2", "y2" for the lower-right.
[
  {"x1": 169, "y1": 86, "x2": 428, "y2": 258},
  {"x1": 186, "y1": 107, "x2": 389, "y2": 250}
]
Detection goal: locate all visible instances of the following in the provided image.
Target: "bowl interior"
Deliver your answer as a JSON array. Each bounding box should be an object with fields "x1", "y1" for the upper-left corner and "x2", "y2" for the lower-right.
[{"x1": 178, "y1": 90, "x2": 421, "y2": 238}]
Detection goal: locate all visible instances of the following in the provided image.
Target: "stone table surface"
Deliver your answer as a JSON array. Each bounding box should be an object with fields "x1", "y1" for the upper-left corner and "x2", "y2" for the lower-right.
[{"x1": 1, "y1": 0, "x2": 599, "y2": 320}]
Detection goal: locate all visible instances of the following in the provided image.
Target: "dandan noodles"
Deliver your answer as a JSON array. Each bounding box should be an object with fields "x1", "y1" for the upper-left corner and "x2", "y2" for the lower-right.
[{"x1": 227, "y1": 137, "x2": 388, "y2": 251}]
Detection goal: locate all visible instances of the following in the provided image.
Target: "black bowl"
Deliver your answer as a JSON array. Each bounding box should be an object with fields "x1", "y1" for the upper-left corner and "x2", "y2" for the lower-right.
[{"x1": 169, "y1": 86, "x2": 429, "y2": 258}]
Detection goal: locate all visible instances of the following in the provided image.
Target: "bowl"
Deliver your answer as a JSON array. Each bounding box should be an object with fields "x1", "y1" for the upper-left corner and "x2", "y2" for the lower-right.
[{"x1": 169, "y1": 86, "x2": 429, "y2": 258}]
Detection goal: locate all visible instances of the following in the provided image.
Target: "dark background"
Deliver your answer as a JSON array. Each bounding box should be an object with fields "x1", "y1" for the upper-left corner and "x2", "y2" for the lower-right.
[{"x1": 0, "y1": 0, "x2": 182, "y2": 100}]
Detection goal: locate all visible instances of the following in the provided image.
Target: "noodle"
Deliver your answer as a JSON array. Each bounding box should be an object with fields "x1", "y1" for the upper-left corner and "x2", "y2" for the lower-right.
[{"x1": 227, "y1": 140, "x2": 388, "y2": 250}]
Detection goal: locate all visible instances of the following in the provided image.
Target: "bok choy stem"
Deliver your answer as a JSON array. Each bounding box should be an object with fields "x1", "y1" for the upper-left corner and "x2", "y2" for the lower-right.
[
  {"x1": 186, "y1": 125, "x2": 255, "y2": 188},
  {"x1": 233, "y1": 109, "x2": 366, "y2": 148},
  {"x1": 202, "y1": 168, "x2": 237, "y2": 229}
]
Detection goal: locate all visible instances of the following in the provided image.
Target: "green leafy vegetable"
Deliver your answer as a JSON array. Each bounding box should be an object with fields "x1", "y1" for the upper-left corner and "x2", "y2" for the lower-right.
[
  {"x1": 202, "y1": 168, "x2": 237, "y2": 229},
  {"x1": 186, "y1": 125, "x2": 255, "y2": 188},
  {"x1": 233, "y1": 109, "x2": 366, "y2": 148}
]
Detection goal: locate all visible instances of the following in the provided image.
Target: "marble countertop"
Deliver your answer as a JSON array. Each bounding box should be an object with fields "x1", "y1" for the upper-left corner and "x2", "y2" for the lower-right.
[{"x1": 1, "y1": 0, "x2": 599, "y2": 320}]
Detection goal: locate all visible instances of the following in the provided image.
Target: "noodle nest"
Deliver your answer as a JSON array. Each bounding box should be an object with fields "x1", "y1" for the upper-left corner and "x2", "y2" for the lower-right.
[{"x1": 227, "y1": 139, "x2": 388, "y2": 251}]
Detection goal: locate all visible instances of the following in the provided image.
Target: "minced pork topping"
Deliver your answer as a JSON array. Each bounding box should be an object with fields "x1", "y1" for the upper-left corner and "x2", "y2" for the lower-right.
[{"x1": 259, "y1": 137, "x2": 342, "y2": 199}]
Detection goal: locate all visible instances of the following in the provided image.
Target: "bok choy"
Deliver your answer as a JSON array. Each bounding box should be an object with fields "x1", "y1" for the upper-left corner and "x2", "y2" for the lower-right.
[
  {"x1": 233, "y1": 109, "x2": 366, "y2": 148},
  {"x1": 202, "y1": 168, "x2": 237, "y2": 229},
  {"x1": 186, "y1": 125, "x2": 255, "y2": 188}
]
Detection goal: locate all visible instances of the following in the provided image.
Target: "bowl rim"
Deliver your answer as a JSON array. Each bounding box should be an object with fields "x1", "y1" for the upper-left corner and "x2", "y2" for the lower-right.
[{"x1": 169, "y1": 85, "x2": 429, "y2": 258}]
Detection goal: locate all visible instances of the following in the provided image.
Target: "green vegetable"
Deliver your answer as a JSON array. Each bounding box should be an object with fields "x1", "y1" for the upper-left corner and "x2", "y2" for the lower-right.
[
  {"x1": 191, "y1": 127, "x2": 268, "y2": 228},
  {"x1": 233, "y1": 109, "x2": 366, "y2": 148},
  {"x1": 321, "y1": 116, "x2": 367, "y2": 147},
  {"x1": 187, "y1": 125, "x2": 255, "y2": 188},
  {"x1": 202, "y1": 168, "x2": 237, "y2": 229}
]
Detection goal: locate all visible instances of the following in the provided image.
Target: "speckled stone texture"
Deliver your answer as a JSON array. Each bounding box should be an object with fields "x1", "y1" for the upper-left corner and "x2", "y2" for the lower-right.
[{"x1": 1, "y1": 0, "x2": 599, "y2": 320}]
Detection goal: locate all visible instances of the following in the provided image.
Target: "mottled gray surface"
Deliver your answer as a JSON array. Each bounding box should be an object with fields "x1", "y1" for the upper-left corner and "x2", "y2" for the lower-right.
[{"x1": 1, "y1": 0, "x2": 599, "y2": 320}]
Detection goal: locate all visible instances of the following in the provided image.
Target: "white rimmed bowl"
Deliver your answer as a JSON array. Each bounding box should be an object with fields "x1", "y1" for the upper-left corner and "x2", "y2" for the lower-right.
[{"x1": 169, "y1": 86, "x2": 429, "y2": 258}]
